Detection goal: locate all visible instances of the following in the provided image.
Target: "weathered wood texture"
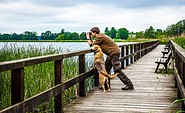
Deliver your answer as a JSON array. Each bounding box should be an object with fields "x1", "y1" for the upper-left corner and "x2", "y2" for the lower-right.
[
  {"x1": 170, "y1": 40, "x2": 185, "y2": 110},
  {"x1": 64, "y1": 45, "x2": 181, "y2": 113}
]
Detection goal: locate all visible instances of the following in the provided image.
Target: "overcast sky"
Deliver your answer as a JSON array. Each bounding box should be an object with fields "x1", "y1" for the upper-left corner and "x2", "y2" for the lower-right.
[{"x1": 0, "y1": 0, "x2": 185, "y2": 35}]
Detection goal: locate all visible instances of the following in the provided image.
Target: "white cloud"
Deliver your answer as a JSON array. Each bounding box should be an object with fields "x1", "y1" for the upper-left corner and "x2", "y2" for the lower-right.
[
  {"x1": 0, "y1": 1, "x2": 185, "y2": 35},
  {"x1": 55, "y1": 3, "x2": 185, "y2": 32}
]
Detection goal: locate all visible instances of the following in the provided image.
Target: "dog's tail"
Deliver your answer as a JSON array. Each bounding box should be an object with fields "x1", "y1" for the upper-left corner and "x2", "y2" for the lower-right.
[
  {"x1": 100, "y1": 71, "x2": 119, "y2": 79},
  {"x1": 108, "y1": 73, "x2": 119, "y2": 79}
]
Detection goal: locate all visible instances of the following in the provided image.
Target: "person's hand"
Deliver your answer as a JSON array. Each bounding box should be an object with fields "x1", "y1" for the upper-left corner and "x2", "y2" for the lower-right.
[{"x1": 86, "y1": 32, "x2": 90, "y2": 39}]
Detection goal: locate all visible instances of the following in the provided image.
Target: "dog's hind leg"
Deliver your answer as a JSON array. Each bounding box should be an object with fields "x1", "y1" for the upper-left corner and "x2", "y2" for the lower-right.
[
  {"x1": 100, "y1": 78, "x2": 106, "y2": 93},
  {"x1": 106, "y1": 78, "x2": 111, "y2": 92}
]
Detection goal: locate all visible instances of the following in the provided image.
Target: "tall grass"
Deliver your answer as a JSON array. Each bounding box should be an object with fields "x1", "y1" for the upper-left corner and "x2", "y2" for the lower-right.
[
  {"x1": 0, "y1": 42, "x2": 93, "y2": 112},
  {"x1": 172, "y1": 37, "x2": 185, "y2": 49}
]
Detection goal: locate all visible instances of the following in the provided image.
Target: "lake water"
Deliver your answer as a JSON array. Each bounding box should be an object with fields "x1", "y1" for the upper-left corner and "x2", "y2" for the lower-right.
[
  {"x1": 0, "y1": 42, "x2": 135, "y2": 52},
  {"x1": 0, "y1": 42, "x2": 90, "y2": 52},
  {"x1": 0, "y1": 42, "x2": 136, "y2": 72}
]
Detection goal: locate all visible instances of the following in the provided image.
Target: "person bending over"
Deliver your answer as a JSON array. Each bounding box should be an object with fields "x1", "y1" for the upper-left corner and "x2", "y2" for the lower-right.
[{"x1": 86, "y1": 27, "x2": 134, "y2": 90}]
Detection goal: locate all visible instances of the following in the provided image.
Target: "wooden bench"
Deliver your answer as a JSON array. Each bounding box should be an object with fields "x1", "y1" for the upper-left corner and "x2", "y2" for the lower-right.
[
  {"x1": 161, "y1": 44, "x2": 171, "y2": 58},
  {"x1": 164, "y1": 46, "x2": 169, "y2": 51},
  {"x1": 155, "y1": 51, "x2": 172, "y2": 73},
  {"x1": 161, "y1": 50, "x2": 170, "y2": 58}
]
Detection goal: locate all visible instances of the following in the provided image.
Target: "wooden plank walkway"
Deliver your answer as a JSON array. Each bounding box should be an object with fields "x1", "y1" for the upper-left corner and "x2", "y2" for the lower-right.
[{"x1": 64, "y1": 45, "x2": 181, "y2": 113}]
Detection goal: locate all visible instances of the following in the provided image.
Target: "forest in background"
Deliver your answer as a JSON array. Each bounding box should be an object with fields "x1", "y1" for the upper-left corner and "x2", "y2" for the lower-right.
[{"x1": 0, "y1": 19, "x2": 184, "y2": 41}]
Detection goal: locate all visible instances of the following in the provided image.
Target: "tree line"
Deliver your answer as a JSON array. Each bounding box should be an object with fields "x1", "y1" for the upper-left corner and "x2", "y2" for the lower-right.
[
  {"x1": 135, "y1": 19, "x2": 185, "y2": 39},
  {"x1": 0, "y1": 28, "x2": 129, "y2": 40},
  {"x1": 0, "y1": 19, "x2": 184, "y2": 40}
]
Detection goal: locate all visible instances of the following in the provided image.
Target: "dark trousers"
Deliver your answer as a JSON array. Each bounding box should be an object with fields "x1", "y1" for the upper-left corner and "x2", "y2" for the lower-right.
[{"x1": 105, "y1": 54, "x2": 134, "y2": 87}]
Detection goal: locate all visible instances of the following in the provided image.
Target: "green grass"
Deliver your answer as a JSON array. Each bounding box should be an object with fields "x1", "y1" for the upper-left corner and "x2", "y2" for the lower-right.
[
  {"x1": 0, "y1": 43, "x2": 93, "y2": 112},
  {"x1": 172, "y1": 37, "x2": 185, "y2": 49},
  {"x1": 170, "y1": 98, "x2": 185, "y2": 113}
]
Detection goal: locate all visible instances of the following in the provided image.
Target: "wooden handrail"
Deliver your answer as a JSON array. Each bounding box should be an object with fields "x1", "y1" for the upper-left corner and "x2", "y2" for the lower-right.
[
  {"x1": 169, "y1": 40, "x2": 185, "y2": 110},
  {"x1": 0, "y1": 49, "x2": 92, "y2": 72},
  {"x1": 0, "y1": 41, "x2": 159, "y2": 113}
]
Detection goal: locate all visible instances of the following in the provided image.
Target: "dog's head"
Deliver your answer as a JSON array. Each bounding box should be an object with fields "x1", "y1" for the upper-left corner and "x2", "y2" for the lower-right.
[{"x1": 93, "y1": 45, "x2": 102, "y2": 53}]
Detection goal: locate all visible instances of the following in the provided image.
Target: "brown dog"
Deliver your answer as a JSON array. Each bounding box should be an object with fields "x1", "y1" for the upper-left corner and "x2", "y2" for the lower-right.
[{"x1": 92, "y1": 45, "x2": 118, "y2": 93}]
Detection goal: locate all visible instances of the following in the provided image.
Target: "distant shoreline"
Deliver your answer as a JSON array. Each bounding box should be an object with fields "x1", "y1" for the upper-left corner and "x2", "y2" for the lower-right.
[
  {"x1": 0, "y1": 39, "x2": 155, "y2": 42},
  {"x1": 0, "y1": 40, "x2": 88, "y2": 42}
]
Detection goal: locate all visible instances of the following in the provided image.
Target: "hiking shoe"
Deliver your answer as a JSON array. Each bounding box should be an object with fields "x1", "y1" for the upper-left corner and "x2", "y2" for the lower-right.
[{"x1": 121, "y1": 86, "x2": 134, "y2": 90}]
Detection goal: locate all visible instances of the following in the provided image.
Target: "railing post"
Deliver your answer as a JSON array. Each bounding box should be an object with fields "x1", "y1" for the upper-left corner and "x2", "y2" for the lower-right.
[
  {"x1": 179, "y1": 58, "x2": 185, "y2": 109},
  {"x1": 143, "y1": 43, "x2": 145, "y2": 56},
  {"x1": 94, "y1": 68, "x2": 99, "y2": 87},
  {"x1": 183, "y1": 62, "x2": 185, "y2": 86},
  {"x1": 54, "y1": 60, "x2": 63, "y2": 113},
  {"x1": 147, "y1": 42, "x2": 149, "y2": 53},
  {"x1": 183, "y1": 62, "x2": 185, "y2": 110},
  {"x1": 140, "y1": 43, "x2": 144, "y2": 57},
  {"x1": 144, "y1": 43, "x2": 146, "y2": 55},
  {"x1": 150, "y1": 42, "x2": 153, "y2": 52},
  {"x1": 93, "y1": 49, "x2": 99, "y2": 87},
  {"x1": 126, "y1": 45, "x2": 129, "y2": 66},
  {"x1": 146, "y1": 42, "x2": 148, "y2": 53},
  {"x1": 11, "y1": 68, "x2": 24, "y2": 106},
  {"x1": 180, "y1": 58, "x2": 184, "y2": 84},
  {"x1": 130, "y1": 45, "x2": 133, "y2": 64},
  {"x1": 136, "y1": 44, "x2": 139, "y2": 59},
  {"x1": 176, "y1": 55, "x2": 181, "y2": 99},
  {"x1": 79, "y1": 54, "x2": 86, "y2": 96},
  {"x1": 121, "y1": 46, "x2": 125, "y2": 69},
  {"x1": 174, "y1": 52, "x2": 178, "y2": 88},
  {"x1": 138, "y1": 43, "x2": 142, "y2": 59},
  {"x1": 134, "y1": 44, "x2": 137, "y2": 62}
]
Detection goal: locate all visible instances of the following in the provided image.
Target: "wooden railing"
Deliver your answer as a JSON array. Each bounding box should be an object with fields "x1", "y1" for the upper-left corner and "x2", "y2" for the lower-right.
[
  {"x1": 0, "y1": 40, "x2": 159, "y2": 113},
  {"x1": 169, "y1": 40, "x2": 185, "y2": 110}
]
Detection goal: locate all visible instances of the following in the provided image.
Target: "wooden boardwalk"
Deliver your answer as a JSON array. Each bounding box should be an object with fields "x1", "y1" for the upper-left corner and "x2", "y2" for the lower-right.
[{"x1": 64, "y1": 45, "x2": 181, "y2": 113}]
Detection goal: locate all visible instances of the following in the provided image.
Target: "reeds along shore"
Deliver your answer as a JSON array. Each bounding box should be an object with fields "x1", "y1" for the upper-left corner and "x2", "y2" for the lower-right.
[{"x1": 0, "y1": 43, "x2": 93, "y2": 112}]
